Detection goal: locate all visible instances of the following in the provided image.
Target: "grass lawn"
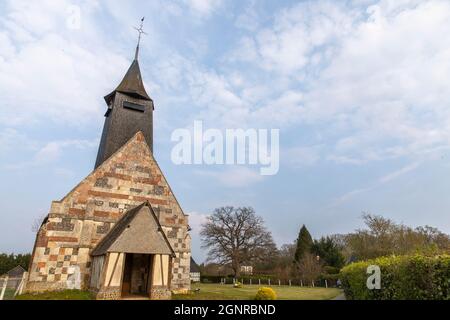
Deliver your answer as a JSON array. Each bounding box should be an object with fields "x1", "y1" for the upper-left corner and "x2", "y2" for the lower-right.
[
  {"x1": 13, "y1": 285, "x2": 342, "y2": 300},
  {"x1": 15, "y1": 290, "x2": 94, "y2": 300},
  {"x1": 173, "y1": 283, "x2": 343, "y2": 300}
]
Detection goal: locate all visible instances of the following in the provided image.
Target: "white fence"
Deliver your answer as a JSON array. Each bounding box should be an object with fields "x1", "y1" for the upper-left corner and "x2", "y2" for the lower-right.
[
  {"x1": 0, "y1": 272, "x2": 28, "y2": 300},
  {"x1": 219, "y1": 277, "x2": 332, "y2": 288}
]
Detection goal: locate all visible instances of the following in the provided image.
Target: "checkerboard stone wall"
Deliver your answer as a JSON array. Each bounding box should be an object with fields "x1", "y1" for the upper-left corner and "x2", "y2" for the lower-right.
[{"x1": 26, "y1": 132, "x2": 191, "y2": 294}]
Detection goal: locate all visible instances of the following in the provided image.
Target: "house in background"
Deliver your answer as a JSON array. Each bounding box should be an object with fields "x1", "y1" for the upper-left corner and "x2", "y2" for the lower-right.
[
  {"x1": 240, "y1": 265, "x2": 253, "y2": 276},
  {"x1": 1, "y1": 266, "x2": 26, "y2": 291},
  {"x1": 1, "y1": 266, "x2": 26, "y2": 279},
  {"x1": 190, "y1": 258, "x2": 201, "y2": 283}
]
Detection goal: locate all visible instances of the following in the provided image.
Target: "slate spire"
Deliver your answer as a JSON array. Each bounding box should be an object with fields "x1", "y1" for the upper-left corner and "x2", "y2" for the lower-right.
[
  {"x1": 104, "y1": 18, "x2": 150, "y2": 104},
  {"x1": 95, "y1": 18, "x2": 154, "y2": 169},
  {"x1": 104, "y1": 59, "x2": 151, "y2": 104}
]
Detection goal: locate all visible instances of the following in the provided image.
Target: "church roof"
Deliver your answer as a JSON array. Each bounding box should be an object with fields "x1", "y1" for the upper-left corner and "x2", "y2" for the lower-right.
[
  {"x1": 91, "y1": 201, "x2": 175, "y2": 257},
  {"x1": 104, "y1": 59, "x2": 152, "y2": 104}
]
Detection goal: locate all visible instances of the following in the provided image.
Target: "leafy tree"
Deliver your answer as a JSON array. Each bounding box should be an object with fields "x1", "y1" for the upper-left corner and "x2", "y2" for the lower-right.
[
  {"x1": 311, "y1": 236, "x2": 345, "y2": 269},
  {"x1": 200, "y1": 207, "x2": 277, "y2": 277},
  {"x1": 294, "y1": 225, "x2": 313, "y2": 264}
]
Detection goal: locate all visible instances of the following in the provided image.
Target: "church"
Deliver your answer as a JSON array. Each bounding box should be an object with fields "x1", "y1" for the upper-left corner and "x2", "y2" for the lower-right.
[{"x1": 25, "y1": 22, "x2": 191, "y2": 300}]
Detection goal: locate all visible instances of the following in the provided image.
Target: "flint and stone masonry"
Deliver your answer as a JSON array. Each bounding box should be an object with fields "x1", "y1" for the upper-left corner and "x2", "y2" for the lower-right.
[
  {"x1": 26, "y1": 35, "x2": 191, "y2": 299},
  {"x1": 26, "y1": 132, "x2": 191, "y2": 298}
]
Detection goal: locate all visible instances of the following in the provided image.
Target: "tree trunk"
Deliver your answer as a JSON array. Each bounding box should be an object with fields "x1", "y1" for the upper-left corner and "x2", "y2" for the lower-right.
[{"x1": 232, "y1": 260, "x2": 241, "y2": 278}]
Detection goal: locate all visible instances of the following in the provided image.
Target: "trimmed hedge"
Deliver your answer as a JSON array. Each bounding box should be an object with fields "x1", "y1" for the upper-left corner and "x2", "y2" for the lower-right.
[{"x1": 340, "y1": 254, "x2": 450, "y2": 300}]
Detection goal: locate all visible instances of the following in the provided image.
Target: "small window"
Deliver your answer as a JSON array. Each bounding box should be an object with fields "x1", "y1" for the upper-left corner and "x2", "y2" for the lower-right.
[{"x1": 123, "y1": 101, "x2": 145, "y2": 112}]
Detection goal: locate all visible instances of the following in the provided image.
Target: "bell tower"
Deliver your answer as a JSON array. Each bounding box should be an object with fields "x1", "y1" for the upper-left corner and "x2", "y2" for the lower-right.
[{"x1": 95, "y1": 18, "x2": 154, "y2": 168}]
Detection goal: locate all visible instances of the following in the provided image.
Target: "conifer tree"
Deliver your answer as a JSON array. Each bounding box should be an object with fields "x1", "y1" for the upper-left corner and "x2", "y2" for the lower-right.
[{"x1": 294, "y1": 225, "x2": 313, "y2": 264}]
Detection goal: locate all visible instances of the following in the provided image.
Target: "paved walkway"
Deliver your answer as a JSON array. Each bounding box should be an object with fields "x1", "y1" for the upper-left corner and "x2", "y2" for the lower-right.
[{"x1": 333, "y1": 293, "x2": 346, "y2": 300}]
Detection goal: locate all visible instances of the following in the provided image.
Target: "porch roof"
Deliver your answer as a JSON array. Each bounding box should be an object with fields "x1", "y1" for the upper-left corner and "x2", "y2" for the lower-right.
[{"x1": 91, "y1": 202, "x2": 175, "y2": 257}]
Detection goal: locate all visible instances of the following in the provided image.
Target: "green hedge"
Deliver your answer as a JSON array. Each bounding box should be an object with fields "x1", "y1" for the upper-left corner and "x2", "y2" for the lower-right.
[
  {"x1": 340, "y1": 254, "x2": 450, "y2": 300},
  {"x1": 200, "y1": 275, "x2": 223, "y2": 283}
]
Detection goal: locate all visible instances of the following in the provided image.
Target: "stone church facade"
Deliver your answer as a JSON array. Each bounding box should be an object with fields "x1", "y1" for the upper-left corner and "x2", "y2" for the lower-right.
[{"x1": 25, "y1": 37, "x2": 191, "y2": 299}]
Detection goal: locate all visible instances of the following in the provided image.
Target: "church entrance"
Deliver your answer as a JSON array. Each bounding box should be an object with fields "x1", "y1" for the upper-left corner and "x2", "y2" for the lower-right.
[
  {"x1": 121, "y1": 253, "x2": 153, "y2": 298},
  {"x1": 90, "y1": 203, "x2": 175, "y2": 299}
]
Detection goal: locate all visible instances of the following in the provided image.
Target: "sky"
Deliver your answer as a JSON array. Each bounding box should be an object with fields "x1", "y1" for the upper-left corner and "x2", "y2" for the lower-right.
[{"x1": 1, "y1": 0, "x2": 450, "y2": 263}]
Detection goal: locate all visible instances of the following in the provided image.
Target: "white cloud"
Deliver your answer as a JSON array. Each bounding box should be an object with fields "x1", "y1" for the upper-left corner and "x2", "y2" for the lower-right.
[
  {"x1": 378, "y1": 161, "x2": 421, "y2": 183},
  {"x1": 0, "y1": 0, "x2": 301, "y2": 133},
  {"x1": 196, "y1": 166, "x2": 264, "y2": 187},
  {"x1": 6, "y1": 138, "x2": 98, "y2": 169},
  {"x1": 0, "y1": 32, "x2": 15, "y2": 60},
  {"x1": 331, "y1": 187, "x2": 372, "y2": 208},
  {"x1": 229, "y1": 0, "x2": 450, "y2": 165},
  {"x1": 0, "y1": 128, "x2": 36, "y2": 153},
  {"x1": 235, "y1": 0, "x2": 261, "y2": 32},
  {"x1": 184, "y1": 0, "x2": 223, "y2": 17},
  {"x1": 319, "y1": 1, "x2": 450, "y2": 163},
  {"x1": 187, "y1": 211, "x2": 209, "y2": 235},
  {"x1": 252, "y1": 91, "x2": 304, "y2": 127},
  {"x1": 284, "y1": 146, "x2": 321, "y2": 167},
  {"x1": 2, "y1": 0, "x2": 450, "y2": 170},
  {"x1": 231, "y1": 1, "x2": 358, "y2": 74},
  {"x1": 331, "y1": 161, "x2": 422, "y2": 207},
  {"x1": 327, "y1": 155, "x2": 366, "y2": 166},
  {"x1": 0, "y1": 0, "x2": 129, "y2": 126}
]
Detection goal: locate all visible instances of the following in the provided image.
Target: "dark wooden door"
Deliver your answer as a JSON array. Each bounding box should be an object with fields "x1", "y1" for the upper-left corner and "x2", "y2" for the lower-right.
[{"x1": 143, "y1": 255, "x2": 153, "y2": 294}]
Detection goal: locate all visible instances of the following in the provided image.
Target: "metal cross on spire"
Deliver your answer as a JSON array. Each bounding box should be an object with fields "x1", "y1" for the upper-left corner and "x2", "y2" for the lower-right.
[{"x1": 134, "y1": 17, "x2": 147, "y2": 60}]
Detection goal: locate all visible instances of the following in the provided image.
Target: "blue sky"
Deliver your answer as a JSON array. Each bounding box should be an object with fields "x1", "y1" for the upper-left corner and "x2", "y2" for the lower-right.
[{"x1": 1, "y1": 0, "x2": 450, "y2": 263}]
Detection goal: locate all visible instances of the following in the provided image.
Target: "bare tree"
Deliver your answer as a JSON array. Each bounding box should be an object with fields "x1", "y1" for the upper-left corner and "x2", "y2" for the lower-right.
[
  {"x1": 270, "y1": 243, "x2": 296, "y2": 279},
  {"x1": 31, "y1": 214, "x2": 48, "y2": 233},
  {"x1": 296, "y1": 253, "x2": 323, "y2": 283},
  {"x1": 344, "y1": 213, "x2": 450, "y2": 260},
  {"x1": 200, "y1": 206, "x2": 277, "y2": 277}
]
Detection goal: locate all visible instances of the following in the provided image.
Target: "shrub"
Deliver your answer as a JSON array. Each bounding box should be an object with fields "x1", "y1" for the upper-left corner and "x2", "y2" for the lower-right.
[
  {"x1": 323, "y1": 266, "x2": 340, "y2": 275},
  {"x1": 340, "y1": 254, "x2": 450, "y2": 300},
  {"x1": 254, "y1": 287, "x2": 277, "y2": 300}
]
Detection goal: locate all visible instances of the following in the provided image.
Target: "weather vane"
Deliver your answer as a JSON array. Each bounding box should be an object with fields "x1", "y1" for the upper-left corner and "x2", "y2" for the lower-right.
[{"x1": 134, "y1": 17, "x2": 147, "y2": 60}]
